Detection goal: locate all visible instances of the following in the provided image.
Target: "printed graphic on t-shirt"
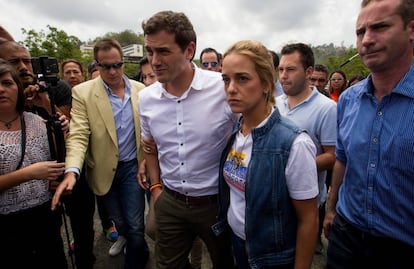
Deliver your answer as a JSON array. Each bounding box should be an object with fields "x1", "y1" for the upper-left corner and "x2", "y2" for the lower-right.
[{"x1": 223, "y1": 147, "x2": 247, "y2": 192}]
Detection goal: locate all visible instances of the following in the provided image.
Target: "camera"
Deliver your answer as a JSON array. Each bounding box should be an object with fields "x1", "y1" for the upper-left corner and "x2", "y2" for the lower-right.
[
  {"x1": 30, "y1": 56, "x2": 59, "y2": 92},
  {"x1": 31, "y1": 56, "x2": 59, "y2": 76}
]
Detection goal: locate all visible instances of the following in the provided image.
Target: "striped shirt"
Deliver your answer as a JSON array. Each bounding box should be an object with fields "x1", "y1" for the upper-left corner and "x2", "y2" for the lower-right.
[{"x1": 336, "y1": 62, "x2": 414, "y2": 247}]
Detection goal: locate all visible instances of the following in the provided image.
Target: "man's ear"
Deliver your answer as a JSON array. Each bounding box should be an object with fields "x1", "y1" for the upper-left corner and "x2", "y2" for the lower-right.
[{"x1": 185, "y1": 41, "x2": 196, "y2": 61}]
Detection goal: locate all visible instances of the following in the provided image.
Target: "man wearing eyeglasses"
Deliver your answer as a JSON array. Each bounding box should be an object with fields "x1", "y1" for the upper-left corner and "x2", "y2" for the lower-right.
[
  {"x1": 53, "y1": 38, "x2": 149, "y2": 269},
  {"x1": 310, "y1": 64, "x2": 331, "y2": 98},
  {"x1": 199, "y1": 47, "x2": 222, "y2": 72}
]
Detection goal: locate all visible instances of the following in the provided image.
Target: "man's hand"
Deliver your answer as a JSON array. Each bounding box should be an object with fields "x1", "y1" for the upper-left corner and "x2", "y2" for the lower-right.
[
  {"x1": 51, "y1": 172, "x2": 77, "y2": 210},
  {"x1": 137, "y1": 159, "x2": 149, "y2": 190}
]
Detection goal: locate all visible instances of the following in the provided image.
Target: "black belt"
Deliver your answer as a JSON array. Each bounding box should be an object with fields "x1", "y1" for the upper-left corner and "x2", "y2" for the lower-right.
[{"x1": 164, "y1": 186, "x2": 218, "y2": 206}]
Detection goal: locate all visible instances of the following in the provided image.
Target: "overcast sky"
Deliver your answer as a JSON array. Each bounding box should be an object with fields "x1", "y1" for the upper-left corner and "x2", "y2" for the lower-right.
[{"x1": 1, "y1": 0, "x2": 361, "y2": 58}]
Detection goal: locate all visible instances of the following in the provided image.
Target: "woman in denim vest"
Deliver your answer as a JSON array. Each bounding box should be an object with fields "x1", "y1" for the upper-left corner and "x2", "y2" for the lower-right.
[{"x1": 217, "y1": 40, "x2": 319, "y2": 269}]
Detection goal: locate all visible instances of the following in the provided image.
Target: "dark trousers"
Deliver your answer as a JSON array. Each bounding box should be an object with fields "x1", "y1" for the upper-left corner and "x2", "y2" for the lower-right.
[
  {"x1": 0, "y1": 201, "x2": 68, "y2": 269},
  {"x1": 318, "y1": 202, "x2": 326, "y2": 239},
  {"x1": 327, "y1": 214, "x2": 413, "y2": 269},
  {"x1": 64, "y1": 170, "x2": 96, "y2": 269},
  {"x1": 231, "y1": 232, "x2": 294, "y2": 269},
  {"x1": 154, "y1": 189, "x2": 234, "y2": 269}
]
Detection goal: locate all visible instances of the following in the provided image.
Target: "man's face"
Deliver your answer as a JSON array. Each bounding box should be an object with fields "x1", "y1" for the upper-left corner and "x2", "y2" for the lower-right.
[
  {"x1": 310, "y1": 70, "x2": 328, "y2": 93},
  {"x1": 96, "y1": 47, "x2": 124, "y2": 88},
  {"x1": 0, "y1": 45, "x2": 34, "y2": 86},
  {"x1": 279, "y1": 51, "x2": 310, "y2": 96},
  {"x1": 62, "y1": 62, "x2": 84, "y2": 87},
  {"x1": 200, "y1": 52, "x2": 221, "y2": 72},
  {"x1": 144, "y1": 30, "x2": 195, "y2": 84},
  {"x1": 356, "y1": 0, "x2": 414, "y2": 72}
]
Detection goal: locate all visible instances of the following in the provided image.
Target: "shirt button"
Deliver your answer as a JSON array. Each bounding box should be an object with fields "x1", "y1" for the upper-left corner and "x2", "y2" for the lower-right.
[
  {"x1": 178, "y1": 122, "x2": 182, "y2": 125},
  {"x1": 377, "y1": 111, "x2": 383, "y2": 116},
  {"x1": 182, "y1": 180, "x2": 186, "y2": 183},
  {"x1": 177, "y1": 100, "x2": 181, "y2": 103},
  {"x1": 372, "y1": 137, "x2": 378, "y2": 143},
  {"x1": 181, "y1": 162, "x2": 184, "y2": 165},
  {"x1": 370, "y1": 163, "x2": 376, "y2": 168},
  {"x1": 180, "y1": 143, "x2": 184, "y2": 146}
]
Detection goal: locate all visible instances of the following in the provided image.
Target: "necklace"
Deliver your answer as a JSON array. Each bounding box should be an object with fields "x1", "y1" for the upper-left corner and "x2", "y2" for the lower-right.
[
  {"x1": 233, "y1": 131, "x2": 251, "y2": 169},
  {"x1": 0, "y1": 115, "x2": 19, "y2": 129}
]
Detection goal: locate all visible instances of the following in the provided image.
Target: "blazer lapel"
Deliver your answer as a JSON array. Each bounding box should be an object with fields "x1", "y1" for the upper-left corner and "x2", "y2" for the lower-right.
[{"x1": 95, "y1": 85, "x2": 117, "y2": 146}]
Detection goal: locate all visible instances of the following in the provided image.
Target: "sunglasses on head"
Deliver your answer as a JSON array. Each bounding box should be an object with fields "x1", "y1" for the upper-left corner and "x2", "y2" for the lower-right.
[
  {"x1": 97, "y1": 61, "x2": 124, "y2": 70},
  {"x1": 201, "y1": 61, "x2": 218, "y2": 68}
]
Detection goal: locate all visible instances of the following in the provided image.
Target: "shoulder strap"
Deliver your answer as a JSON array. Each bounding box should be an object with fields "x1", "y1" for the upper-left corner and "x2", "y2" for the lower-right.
[{"x1": 15, "y1": 115, "x2": 26, "y2": 170}]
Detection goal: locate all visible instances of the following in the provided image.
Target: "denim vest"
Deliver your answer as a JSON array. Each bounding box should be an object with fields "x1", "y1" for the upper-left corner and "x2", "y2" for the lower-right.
[{"x1": 214, "y1": 108, "x2": 303, "y2": 268}]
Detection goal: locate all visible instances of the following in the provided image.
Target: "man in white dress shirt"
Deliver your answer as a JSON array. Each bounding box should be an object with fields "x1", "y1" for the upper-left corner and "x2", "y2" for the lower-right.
[{"x1": 138, "y1": 11, "x2": 236, "y2": 269}]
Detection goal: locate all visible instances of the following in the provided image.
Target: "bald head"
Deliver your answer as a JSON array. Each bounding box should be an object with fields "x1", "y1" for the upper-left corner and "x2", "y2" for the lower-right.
[{"x1": 0, "y1": 26, "x2": 14, "y2": 41}]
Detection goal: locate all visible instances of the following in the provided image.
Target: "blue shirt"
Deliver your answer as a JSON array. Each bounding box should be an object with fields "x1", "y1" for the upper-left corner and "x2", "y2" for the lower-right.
[
  {"x1": 103, "y1": 76, "x2": 137, "y2": 162},
  {"x1": 336, "y1": 62, "x2": 414, "y2": 247},
  {"x1": 277, "y1": 88, "x2": 337, "y2": 207}
]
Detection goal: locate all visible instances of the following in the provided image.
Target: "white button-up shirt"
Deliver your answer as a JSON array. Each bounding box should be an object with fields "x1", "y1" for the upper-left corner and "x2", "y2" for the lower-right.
[{"x1": 139, "y1": 67, "x2": 236, "y2": 196}]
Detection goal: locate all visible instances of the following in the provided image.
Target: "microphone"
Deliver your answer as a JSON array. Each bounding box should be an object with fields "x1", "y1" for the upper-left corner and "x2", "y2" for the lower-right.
[{"x1": 339, "y1": 53, "x2": 359, "y2": 67}]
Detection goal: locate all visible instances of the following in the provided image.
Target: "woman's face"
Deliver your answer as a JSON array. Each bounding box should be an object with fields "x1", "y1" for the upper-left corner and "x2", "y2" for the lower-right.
[
  {"x1": 0, "y1": 72, "x2": 18, "y2": 111},
  {"x1": 330, "y1": 72, "x2": 346, "y2": 90},
  {"x1": 221, "y1": 53, "x2": 266, "y2": 115},
  {"x1": 141, "y1": 63, "x2": 157, "y2": 86}
]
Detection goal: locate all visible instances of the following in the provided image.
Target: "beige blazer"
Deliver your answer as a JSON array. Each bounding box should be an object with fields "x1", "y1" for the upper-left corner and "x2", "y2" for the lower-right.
[{"x1": 65, "y1": 77, "x2": 144, "y2": 195}]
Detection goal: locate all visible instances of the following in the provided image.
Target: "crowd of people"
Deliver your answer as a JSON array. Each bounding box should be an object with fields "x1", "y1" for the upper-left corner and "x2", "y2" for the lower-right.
[{"x1": 1, "y1": 0, "x2": 414, "y2": 268}]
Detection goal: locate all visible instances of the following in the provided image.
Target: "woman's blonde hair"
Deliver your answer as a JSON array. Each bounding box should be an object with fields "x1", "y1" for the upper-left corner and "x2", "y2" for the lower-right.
[{"x1": 223, "y1": 40, "x2": 276, "y2": 105}]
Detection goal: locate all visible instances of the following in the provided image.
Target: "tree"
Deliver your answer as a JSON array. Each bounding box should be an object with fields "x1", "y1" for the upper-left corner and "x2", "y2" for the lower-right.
[
  {"x1": 21, "y1": 25, "x2": 83, "y2": 63},
  {"x1": 312, "y1": 45, "x2": 369, "y2": 79},
  {"x1": 103, "y1": 30, "x2": 144, "y2": 47}
]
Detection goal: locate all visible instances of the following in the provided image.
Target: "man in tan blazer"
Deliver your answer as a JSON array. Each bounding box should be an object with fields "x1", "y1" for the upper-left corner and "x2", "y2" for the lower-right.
[{"x1": 52, "y1": 38, "x2": 148, "y2": 269}]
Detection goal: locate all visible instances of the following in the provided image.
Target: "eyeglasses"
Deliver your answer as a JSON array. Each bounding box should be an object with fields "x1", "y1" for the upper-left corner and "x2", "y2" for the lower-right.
[
  {"x1": 97, "y1": 61, "x2": 124, "y2": 70},
  {"x1": 310, "y1": 78, "x2": 326, "y2": 83},
  {"x1": 201, "y1": 61, "x2": 218, "y2": 68},
  {"x1": 330, "y1": 78, "x2": 344, "y2": 82}
]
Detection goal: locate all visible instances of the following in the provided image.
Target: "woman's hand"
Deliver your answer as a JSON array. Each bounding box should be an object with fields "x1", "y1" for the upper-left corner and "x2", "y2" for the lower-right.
[{"x1": 26, "y1": 161, "x2": 65, "y2": 181}]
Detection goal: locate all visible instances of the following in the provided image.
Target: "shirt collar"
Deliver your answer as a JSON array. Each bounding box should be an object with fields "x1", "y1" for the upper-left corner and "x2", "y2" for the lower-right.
[
  {"x1": 101, "y1": 75, "x2": 131, "y2": 96},
  {"x1": 362, "y1": 61, "x2": 414, "y2": 99}
]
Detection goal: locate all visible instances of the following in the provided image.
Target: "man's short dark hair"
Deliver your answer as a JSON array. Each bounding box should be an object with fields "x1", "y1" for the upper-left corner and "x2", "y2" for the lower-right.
[
  {"x1": 142, "y1": 11, "x2": 196, "y2": 56},
  {"x1": 199, "y1": 47, "x2": 221, "y2": 62},
  {"x1": 93, "y1": 38, "x2": 123, "y2": 61},
  {"x1": 281, "y1": 43, "x2": 315, "y2": 70},
  {"x1": 314, "y1": 64, "x2": 329, "y2": 75}
]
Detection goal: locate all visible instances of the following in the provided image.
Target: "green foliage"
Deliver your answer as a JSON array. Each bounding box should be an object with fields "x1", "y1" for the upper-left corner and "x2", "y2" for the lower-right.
[
  {"x1": 312, "y1": 45, "x2": 370, "y2": 79},
  {"x1": 124, "y1": 63, "x2": 139, "y2": 79},
  {"x1": 21, "y1": 25, "x2": 83, "y2": 62},
  {"x1": 103, "y1": 30, "x2": 144, "y2": 47},
  {"x1": 21, "y1": 25, "x2": 97, "y2": 79}
]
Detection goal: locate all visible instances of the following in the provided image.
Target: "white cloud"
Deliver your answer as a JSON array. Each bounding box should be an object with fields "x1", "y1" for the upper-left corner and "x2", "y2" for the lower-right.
[{"x1": 0, "y1": 0, "x2": 360, "y2": 58}]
